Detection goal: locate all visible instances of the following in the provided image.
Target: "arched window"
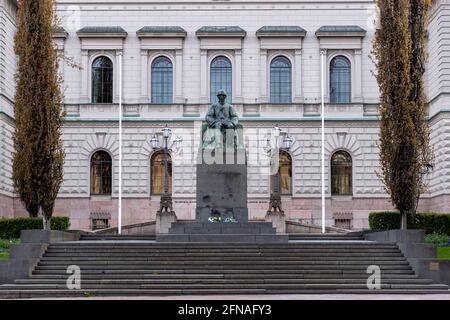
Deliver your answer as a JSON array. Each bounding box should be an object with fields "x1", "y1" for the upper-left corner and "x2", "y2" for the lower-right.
[
  {"x1": 90, "y1": 151, "x2": 112, "y2": 195},
  {"x1": 151, "y1": 152, "x2": 172, "y2": 195},
  {"x1": 270, "y1": 151, "x2": 292, "y2": 195},
  {"x1": 151, "y1": 56, "x2": 173, "y2": 104},
  {"x1": 92, "y1": 56, "x2": 113, "y2": 103},
  {"x1": 210, "y1": 56, "x2": 232, "y2": 103},
  {"x1": 330, "y1": 56, "x2": 351, "y2": 104},
  {"x1": 331, "y1": 151, "x2": 352, "y2": 195},
  {"x1": 270, "y1": 56, "x2": 292, "y2": 104}
]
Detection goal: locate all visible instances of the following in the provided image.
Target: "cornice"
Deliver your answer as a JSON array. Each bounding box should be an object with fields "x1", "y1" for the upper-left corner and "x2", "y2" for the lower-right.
[{"x1": 55, "y1": 1, "x2": 376, "y2": 12}]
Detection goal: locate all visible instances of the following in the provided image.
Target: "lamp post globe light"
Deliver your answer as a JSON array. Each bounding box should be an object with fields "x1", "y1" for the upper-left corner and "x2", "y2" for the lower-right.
[
  {"x1": 264, "y1": 125, "x2": 293, "y2": 214},
  {"x1": 150, "y1": 124, "x2": 183, "y2": 214}
]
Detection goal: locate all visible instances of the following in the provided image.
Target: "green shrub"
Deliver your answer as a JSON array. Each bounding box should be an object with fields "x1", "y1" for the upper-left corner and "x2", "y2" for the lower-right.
[
  {"x1": 369, "y1": 211, "x2": 450, "y2": 235},
  {"x1": 0, "y1": 239, "x2": 20, "y2": 250},
  {"x1": 425, "y1": 233, "x2": 450, "y2": 245},
  {"x1": 50, "y1": 217, "x2": 70, "y2": 231},
  {"x1": 0, "y1": 217, "x2": 70, "y2": 239},
  {"x1": 368, "y1": 211, "x2": 402, "y2": 230}
]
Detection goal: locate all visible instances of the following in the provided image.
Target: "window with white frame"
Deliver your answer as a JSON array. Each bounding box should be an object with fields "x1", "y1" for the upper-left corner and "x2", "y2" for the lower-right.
[
  {"x1": 329, "y1": 55, "x2": 352, "y2": 104},
  {"x1": 210, "y1": 56, "x2": 232, "y2": 103},
  {"x1": 91, "y1": 56, "x2": 113, "y2": 104},
  {"x1": 270, "y1": 56, "x2": 292, "y2": 104},
  {"x1": 151, "y1": 56, "x2": 173, "y2": 104}
]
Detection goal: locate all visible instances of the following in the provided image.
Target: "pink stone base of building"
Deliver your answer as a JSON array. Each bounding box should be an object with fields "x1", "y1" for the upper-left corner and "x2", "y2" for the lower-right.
[
  {"x1": 1, "y1": 194, "x2": 449, "y2": 232},
  {"x1": 0, "y1": 194, "x2": 14, "y2": 218}
]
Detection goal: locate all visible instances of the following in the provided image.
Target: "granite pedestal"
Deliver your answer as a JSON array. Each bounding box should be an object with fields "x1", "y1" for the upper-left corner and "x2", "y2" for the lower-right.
[{"x1": 157, "y1": 154, "x2": 287, "y2": 243}]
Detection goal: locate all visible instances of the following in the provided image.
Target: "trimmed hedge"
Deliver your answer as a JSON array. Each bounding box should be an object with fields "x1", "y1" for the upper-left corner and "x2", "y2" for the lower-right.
[
  {"x1": 0, "y1": 217, "x2": 70, "y2": 239},
  {"x1": 369, "y1": 211, "x2": 450, "y2": 235}
]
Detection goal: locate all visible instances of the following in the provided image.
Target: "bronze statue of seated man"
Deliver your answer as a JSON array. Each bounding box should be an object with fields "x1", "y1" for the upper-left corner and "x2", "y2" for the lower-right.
[
  {"x1": 206, "y1": 90, "x2": 239, "y2": 131},
  {"x1": 202, "y1": 90, "x2": 243, "y2": 150}
]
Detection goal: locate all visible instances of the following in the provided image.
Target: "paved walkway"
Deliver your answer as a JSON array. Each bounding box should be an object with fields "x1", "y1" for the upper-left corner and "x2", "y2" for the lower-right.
[{"x1": 23, "y1": 293, "x2": 450, "y2": 300}]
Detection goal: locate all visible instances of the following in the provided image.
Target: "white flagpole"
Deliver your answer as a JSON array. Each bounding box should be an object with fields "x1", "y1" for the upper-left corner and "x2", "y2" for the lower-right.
[
  {"x1": 320, "y1": 50, "x2": 326, "y2": 234},
  {"x1": 118, "y1": 52, "x2": 123, "y2": 235}
]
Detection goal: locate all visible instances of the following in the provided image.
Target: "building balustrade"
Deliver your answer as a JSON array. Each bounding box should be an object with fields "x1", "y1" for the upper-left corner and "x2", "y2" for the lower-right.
[{"x1": 63, "y1": 103, "x2": 381, "y2": 120}]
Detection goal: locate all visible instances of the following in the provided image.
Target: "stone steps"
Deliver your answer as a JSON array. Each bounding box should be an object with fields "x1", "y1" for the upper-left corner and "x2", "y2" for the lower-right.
[
  {"x1": 31, "y1": 269, "x2": 417, "y2": 275},
  {"x1": 36, "y1": 260, "x2": 411, "y2": 266},
  {"x1": 80, "y1": 235, "x2": 156, "y2": 241},
  {"x1": 157, "y1": 234, "x2": 289, "y2": 242},
  {"x1": 14, "y1": 278, "x2": 435, "y2": 285},
  {"x1": 4, "y1": 283, "x2": 447, "y2": 291},
  {"x1": 0, "y1": 241, "x2": 448, "y2": 297},
  {"x1": 43, "y1": 252, "x2": 405, "y2": 257},
  {"x1": 34, "y1": 264, "x2": 413, "y2": 270},
  {"x1": 27, "y1": 273, "x2": 422, "y2": 279},
  {"x1": 40, "y1": 256, "x2": 407, "y2": 261},
  {"x1": 1, "y1": 288, "x2": 449, "y2": 299},
  {"x1": 289, "y1": 233, "x2": 364, "y2": 241},
  {"x1": 45, "y1": 248, "x2": 401, "y2": 253}
]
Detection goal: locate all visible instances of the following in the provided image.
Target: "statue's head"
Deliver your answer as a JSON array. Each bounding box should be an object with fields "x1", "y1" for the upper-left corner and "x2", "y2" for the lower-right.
[{"x1": 217, "y1": 90, "x2": 227, "y2": 104}]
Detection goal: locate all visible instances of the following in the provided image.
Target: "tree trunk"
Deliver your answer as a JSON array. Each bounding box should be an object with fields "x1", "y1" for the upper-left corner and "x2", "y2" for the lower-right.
[
  {"x1": 43, "y1": 215, "x2": 51, "y2": 230},
  {"x1": 400, "y1": 212, "x2": 408, "y2": 230}
]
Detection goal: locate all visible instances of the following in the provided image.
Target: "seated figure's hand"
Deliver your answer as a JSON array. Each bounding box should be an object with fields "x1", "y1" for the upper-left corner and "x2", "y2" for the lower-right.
[{"x1": 223, "y1": 120, "x2": 235, "y2": 129}]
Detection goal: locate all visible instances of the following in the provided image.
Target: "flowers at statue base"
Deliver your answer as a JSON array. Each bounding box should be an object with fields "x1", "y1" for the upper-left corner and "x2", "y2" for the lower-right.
[
  {"x1": 208, "y1": 216, "x2": 237, "y2": 223},
  {"x1": 208, "y1": 216, "x2": 222, "y2": 223}
]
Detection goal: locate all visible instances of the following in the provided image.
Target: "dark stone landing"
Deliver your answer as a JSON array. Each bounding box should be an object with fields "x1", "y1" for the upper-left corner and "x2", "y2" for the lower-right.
[
  {"x1": 157, "y1": 161, "x2": 288, "y2": 243},
  {"x1": 156, "y1": 233, "x2": 288, "y2": 243}
]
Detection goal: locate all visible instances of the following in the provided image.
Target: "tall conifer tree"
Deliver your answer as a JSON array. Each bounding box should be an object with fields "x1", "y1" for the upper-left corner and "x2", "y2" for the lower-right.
[
  {"x1": 373, "y1": 0, "x2": 433, "y2": 229},
  {"x1": 13, "y1": 0, "x2": 65, "y2": 229}
]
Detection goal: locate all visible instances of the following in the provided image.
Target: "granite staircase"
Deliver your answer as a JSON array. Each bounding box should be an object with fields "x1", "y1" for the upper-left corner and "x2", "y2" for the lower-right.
[
  {"x1": 0, "y1": 241, "x2": 448, "y2": 298},
  {"x1": 288, "y1": 232, "x2": 364, "y2": 241},
  {"x1": 80, "y1": 234, "x2": 156, "y2": 241}
]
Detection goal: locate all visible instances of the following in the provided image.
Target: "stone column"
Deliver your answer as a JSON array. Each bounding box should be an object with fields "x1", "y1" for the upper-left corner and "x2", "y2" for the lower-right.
[
  {"x1": 234, "y1": 49, "x2": 243, "y2": 103},
  {"x1": 80, "y1": 50, "x2": 89, "y2": 103},
  {"x1": 353, "y1": 49, "x2": 363, "y2": 103},
  {"x1": 140, "y1": 50, "x2": 148, "y2": 102},
  {"x1": 294, "y1": 49, "x2": 303, "y2": 103},
  {"x1": 174, "y1": 49, "x2": 184, "y2": 103},
  {"x1": 259, "y1": 49, "x2": 268, "y2": 103},
  {"x1": 200, "y1": 49, "x2": 208, "y2": 103},
  {"x1": 115, "y1": 50, "x2": 122, "y2": 102},
  {"x1": 321, "y1": 49, "x2": 328, "y2": 101}
]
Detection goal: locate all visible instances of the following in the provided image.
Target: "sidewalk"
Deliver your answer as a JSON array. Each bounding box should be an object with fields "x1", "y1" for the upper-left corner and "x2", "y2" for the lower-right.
[{"x1": 22, "y1": 293, "x2": 450, "y2": 300}]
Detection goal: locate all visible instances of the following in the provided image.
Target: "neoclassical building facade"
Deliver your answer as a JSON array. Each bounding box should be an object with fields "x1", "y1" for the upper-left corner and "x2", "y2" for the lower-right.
[{"x1": 0, "y1": 0, "x2": 449, "y2": 231}]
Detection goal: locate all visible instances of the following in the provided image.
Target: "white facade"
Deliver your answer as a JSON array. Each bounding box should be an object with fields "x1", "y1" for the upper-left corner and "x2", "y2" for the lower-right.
[{"x1": 0, "y1": 0, "x2": 449, "y2": 231}]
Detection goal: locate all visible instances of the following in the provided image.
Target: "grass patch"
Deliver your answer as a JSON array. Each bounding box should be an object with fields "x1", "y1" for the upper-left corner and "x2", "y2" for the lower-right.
[
  {"x1": 0, "y1": 239, "x2": 20, "y2": 250},
  {"x1": 0, "y1": 252, "x2": 9, "y2": 260},
  {"x1": 0, "y1": 239, "x2": 20, "y2": 261},
  {"x1": 437, "y1": 246, "x2": 450, "y2": 260}
]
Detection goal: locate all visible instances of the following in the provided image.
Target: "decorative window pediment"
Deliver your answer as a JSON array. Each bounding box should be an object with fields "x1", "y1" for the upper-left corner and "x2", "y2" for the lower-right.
[
  {"x1": 196, "y1": 26, "x2": 246, "y2": 50},
  {"x1": 137, "y1": 26, "x2": 187, "y2": 38},
  {"x1": 77, "y1": 26, "x2": 127, "y2": 50},
  {"x1": 196, "y1": 26, "x2": 246, "y2": 38},
  {"x1": 257, "y1": 26, "x2": 306, "y2": 50},
  {"x1": 52, "y1": 26, "x2": 68, "y2": 51},
  {"x1": 257, "y1": 26, "x2": 306, "y2": 38},
  {"x1": 77, "y1": 26, "x2": 128, "y2": 38},
  {"x1": 316, "y1": 25, "x2": 366, "y2": 50},
  {"x1": 316, "y1": 25, "x2": 366, "y2": 37},
  {"x1": 137, "y1": 26, "x2": 186, "y2": 50}
]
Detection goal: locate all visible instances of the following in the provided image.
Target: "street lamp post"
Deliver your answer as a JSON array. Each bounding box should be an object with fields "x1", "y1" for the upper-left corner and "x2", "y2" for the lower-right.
[
  {"x1": 264, "y1": 125, "x2": 293, "y2": 214},
  {"x1": 150, "y1": 125, "x2": 183, "y2": 215}
]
